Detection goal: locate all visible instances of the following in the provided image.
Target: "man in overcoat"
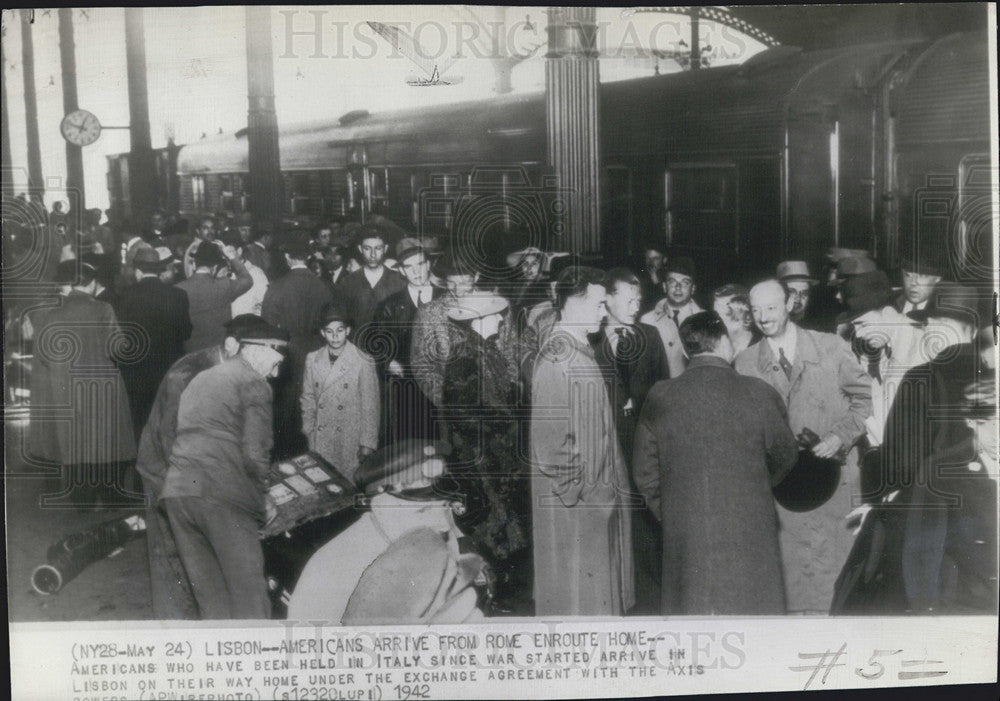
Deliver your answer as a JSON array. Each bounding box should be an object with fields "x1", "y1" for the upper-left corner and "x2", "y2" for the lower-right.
[
  {"x1": 176, "y1": 240, "x2": 253, "y2": 353},
  {"x1": 592, "y1": 267, "x2": 669, "y2": 613},
  {"x1": 136, "y1": 314, "x2": 268, "y2": 619},
  {"x1": 29, "y1": 260, "x2": 138, "y2": 508},
  {"x1": 301, "y1": 306, "x2": 380, "y2": 481},
  {"x1": 160, "y1": 323, "x2": 289, "y2": 619},
  {"x1": 735, "y1": 279, "x2": 872, "y2": 613},
  {"x1": 115, "y1": 247, "x2": 192, "y2": 438},
  {"x1": 530, "y1": 266, "x2": 635, "y2": 615},
  {"x1": 634, "y1": 311, "x2": 799, "y2": 614}
]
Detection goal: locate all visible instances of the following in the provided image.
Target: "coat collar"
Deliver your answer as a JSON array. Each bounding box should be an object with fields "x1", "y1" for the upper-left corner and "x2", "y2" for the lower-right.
[
  {"x1": 755, "y1": 323, "x2": 819, "y2": 372},
  {"x1": 687, "y1": 354, "x2": 733, "y2": 371}
]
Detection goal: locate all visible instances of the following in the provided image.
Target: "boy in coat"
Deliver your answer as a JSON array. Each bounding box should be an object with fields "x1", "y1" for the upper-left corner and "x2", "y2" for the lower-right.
[{"x1": 301, "y1": 307, "x2": 380, "y2": 481}]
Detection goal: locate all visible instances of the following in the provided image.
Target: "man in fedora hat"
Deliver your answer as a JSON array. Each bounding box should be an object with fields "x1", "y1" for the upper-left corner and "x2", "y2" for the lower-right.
[
  {"x1": 777, "y1": 260, "x2": 818, "y2": 326},
  {"x1": 115, "y1": 246, "x2": 192, "y2": 437},
  {"x1": 176, "y1": 238, "x2": 253, "y2": 353},
  {"x1": 160, "y1": 321, "x2": 289, "y2": 619},
  {"x1": 301, "y1": 305, "x2": 379, "y2": 482},
  {"x1": 895, "y1": 253, "x2": 946, "y2": 321},
  {"x1": 736, "y1": 279, "x2": 871, "y2": 613},
  {"x1": 137, "y1": 314, "x2": 272, "y2": 619},
  {"x1": 29, "y1": 260, "x2": 138, "y2": 509},
  {"x1": 371, "y1": 240, "x2": 441, "y2": 444},
  {"x1": 287, "y1": 440, "x2": 486, "y2": 624}
]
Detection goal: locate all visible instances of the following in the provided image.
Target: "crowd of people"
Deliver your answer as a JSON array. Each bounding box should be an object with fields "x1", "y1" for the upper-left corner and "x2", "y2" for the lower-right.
[{"x1": 6, "y1": 200, "x2": 996, "y2": 622}]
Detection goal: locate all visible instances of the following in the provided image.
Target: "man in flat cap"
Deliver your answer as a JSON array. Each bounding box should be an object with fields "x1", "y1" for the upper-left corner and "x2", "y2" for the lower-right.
[
  {"x1": 301, "y1": 306, "x2": 379, "y2": 482},
  {"x1": 115, "y1": 246, "x2": 192, "y2": 438},
  {"x1": 261, "y1": 232, "x2": 338, "y2": 456},
  {"x1": 176, "y1": 238, "x2": 253, "y2": 353},
  {"x1": 287, "y1": 440, "x2": 486, "y2": 625},
  {"x1": 29, "y1": 260, "x2": 138, "y2": 509},
  {"x1": 160, "y1": 322, "x2": 289, "y2": 619},
  {"x1": 137, "y1": 314, "x2": 271, "y2": 619}
]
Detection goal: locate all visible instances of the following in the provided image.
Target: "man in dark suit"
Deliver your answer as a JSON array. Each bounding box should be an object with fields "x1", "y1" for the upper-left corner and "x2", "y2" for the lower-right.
[
  {"x1": 261, "y1": 233, "x2": 337, "y2": 456},
  {"x1": 369, "y1": 241, "x2": 440, "y2": 444},
  {"x1": 337, "y1": 224, "x2": 407, "y2": 339},
  {"x1": 633, "y1": 311, "x2": 799, "y2": 615},
  {"x1": 242, "y1": 225, "x2": 275, "y2": 281},
  {"x1": 593, "y1": 267, "x2": 670, "y2": 614},
  {"x1": 894, "y1": 253, "x2": 946, "y2": 321},
  {"x1": 115, "y1": 247, "x2": 192, "y2": 438}
]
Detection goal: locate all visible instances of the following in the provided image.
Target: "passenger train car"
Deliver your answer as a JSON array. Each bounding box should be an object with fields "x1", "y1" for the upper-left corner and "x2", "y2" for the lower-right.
[{"x1": 107, "y1": 31, "x2": 992, "y2": 288}]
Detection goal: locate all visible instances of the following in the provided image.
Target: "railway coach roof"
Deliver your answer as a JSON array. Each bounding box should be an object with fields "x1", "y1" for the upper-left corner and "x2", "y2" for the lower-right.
[{"x1": 177, "y1": 38, "x2": 927, "y2": 173}]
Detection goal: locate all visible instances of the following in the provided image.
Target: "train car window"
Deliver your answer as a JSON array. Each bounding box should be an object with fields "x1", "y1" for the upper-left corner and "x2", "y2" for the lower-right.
[
  {"x1": 220, "y1": 175, "x2": 234, "y2": 213},
  {"x1": 664, "y1": 165, "x2": 737, "y2": 252},
  {"x1": 192, "y1": 175, "x2": 206, "y2": 210}
]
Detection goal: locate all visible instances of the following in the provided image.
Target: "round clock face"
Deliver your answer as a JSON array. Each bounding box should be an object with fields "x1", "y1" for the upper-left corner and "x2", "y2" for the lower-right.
[{"x1": 60, "y1": 109, "x2": 102, "y2": 147}]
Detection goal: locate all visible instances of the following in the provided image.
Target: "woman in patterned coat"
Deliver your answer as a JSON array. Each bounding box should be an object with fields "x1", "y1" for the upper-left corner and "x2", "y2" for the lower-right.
[{"x1": 441, "y1": 293, "x2": 530, "y2": 609}]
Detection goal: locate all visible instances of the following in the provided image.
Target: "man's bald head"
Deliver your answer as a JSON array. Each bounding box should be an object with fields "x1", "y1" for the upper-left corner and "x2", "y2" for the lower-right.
[{"x1": 749, "y1": 279, "x2": 794, "y2": 338}]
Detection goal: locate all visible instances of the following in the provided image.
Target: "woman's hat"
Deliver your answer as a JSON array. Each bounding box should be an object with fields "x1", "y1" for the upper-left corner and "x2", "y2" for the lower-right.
[
  {"x1": 836, "y1": 271, "x2": 895, "y2": 323},
  {"x1": 446, "y1": 293, "x2": 509, "y2": 321}
]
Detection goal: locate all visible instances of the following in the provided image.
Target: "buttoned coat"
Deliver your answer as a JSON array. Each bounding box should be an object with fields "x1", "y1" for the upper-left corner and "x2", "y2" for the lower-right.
[
  {"x1": 633, "y1": 355, "x2": 799, "y2": 614},
  {"x1": 301, "y1": 342, "x2": 380, "y2": 481},
  {"x1": 28, "y1": 291, "x2": 137, "y2": 466},
  {"x1": 530, "y1": 327, "x2": 635, "y2": 615},
  {"x1": 734, "y1": 325, "x2": 872, "y2": 612}
]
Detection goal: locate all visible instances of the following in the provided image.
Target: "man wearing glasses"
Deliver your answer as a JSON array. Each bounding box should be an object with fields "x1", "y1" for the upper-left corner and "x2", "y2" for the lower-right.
[{"x1": 639, "y1": 256, "x2": 704, "y2": 377}]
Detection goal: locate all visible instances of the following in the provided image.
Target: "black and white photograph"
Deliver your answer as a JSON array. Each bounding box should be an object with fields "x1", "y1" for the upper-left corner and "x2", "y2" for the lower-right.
[{"x1": 3, "y1": 3, "x2": 998, "y2": 698}]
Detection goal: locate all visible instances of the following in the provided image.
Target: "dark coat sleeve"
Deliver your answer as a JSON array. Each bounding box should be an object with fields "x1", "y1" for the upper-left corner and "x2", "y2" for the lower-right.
[
  {"x1": 632, "y1": 384, "x2": 664, "y2": 518},
  {"x1": 759, "y1": 381, "x2": 798, "y2": 485}
]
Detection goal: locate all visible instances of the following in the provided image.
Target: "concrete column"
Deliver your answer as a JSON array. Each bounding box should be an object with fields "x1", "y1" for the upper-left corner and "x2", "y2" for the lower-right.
[
  {"x1": 545, "y1": 6, "x2": 601, "y2": 253},
  {"x1": 245, "y1": 6, "x2": 285, "y2": 230},
  {"x1": 58, "y1": 9, "x2": 86, "y2": 211},
  {"x1": 20, "y1": 9, "x2": 44, "y2": 204},
  {"x1": 125, "y1": 7, "x2": 155, "y2": 231}
]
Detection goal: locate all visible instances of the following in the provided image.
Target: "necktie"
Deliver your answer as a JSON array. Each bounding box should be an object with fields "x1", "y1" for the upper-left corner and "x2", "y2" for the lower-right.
[
  {"x1": 867, "y1": 356, "x2": 882, "y2": 383},
  {"x1": 778, "y1": 347, "x2": 793, "y2": 380},
  {"x1": 614, "y1": 328, "x2": 634, "y2": 390},
  {"x1": 671, "y1": 309, "x2": 680, "y2": 328}
]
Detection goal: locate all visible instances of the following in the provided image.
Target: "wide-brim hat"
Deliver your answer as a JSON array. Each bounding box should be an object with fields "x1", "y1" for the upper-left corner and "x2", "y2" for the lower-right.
[
  {"x1": 836, "y1": 271, "x2": 895, "y2": 323},
  {"x1": 776, "y1": 260, "x2": 817, "y2": 285},
  {"x1": 927, "y1": 282, "x2": 994, "y2": 327},
  {"x1": 836, "y1": 255, "x2": 878, "y2": 279},
  {"x1": 354, "y1": 440, "x2": 453, "y2": 499},
  {"x1": 446, "y1": 293, "x2": 509, "y2": 321},
  {"x1": 773, "y1": 450, "x2": 842, "y2": 512},
  {"x1": 432, "y1": 251, "x2": 479, "y2": 280},
  {"x1": 55, "y1": 259, "x2": 97, "y2": 286},
  {"x1": 134, "y1": 246, "x2": 174, "y2": 272},
  {"x1": 224, "y1": 313, "x2": 268, "y2": 340},
  {"x1": 280, "y1": 233, "x2": 314, "y2": 260}
]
